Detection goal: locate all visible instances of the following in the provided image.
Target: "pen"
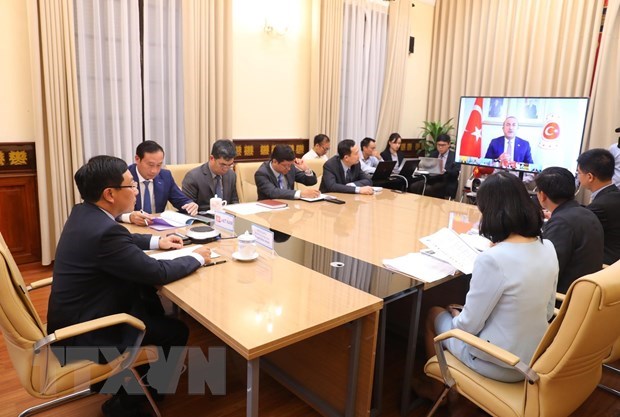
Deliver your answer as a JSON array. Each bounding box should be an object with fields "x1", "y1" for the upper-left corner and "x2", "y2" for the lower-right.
[
  {"x1": 203, "y1": 260, "x2": 227, "y2": 267},
  {"x1": 140, "y1": 210, "x2": 148, "y2": 226}
]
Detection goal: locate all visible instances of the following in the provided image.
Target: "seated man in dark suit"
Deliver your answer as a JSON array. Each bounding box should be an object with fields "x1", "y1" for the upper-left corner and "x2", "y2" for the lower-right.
[
  {"x1": 577, "y1": 148, "x2": 620, "y2": 265},
  {"x1": 255, "y1": 144, "x2": 320, "y2": 200},
  {"x1": 410, "y1": 134, "x2": 461, "y2": 199},
  {"x1": 484, "y1": 116, "x2": 533, "y2": 166},
  {"x1": 182, "y1": 139, "x2": 239, "y2": 212},
  {"x1": 47, "y1": 155, "x2": 212, "y2": 417},
  {"x1": 535, "y1": 167, "x2": 603, "y2": 293},
  {"x1": 119, "y1": 140, "x2": 198, "y2": 226},
  {"x1": 320, "y1": 139, "x2": 374, "y2": 195}
]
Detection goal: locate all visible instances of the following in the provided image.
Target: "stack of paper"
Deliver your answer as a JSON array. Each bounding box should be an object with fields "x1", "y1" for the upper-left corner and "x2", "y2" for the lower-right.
[{"x1": 383, "y1": 252, "x2": 456, "y2": 283}]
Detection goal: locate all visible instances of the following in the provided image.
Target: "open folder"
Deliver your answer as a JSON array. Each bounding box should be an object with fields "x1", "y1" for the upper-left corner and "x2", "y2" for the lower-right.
[{"x1": 149, "y1": 210, "x2": 212, "y2": 231}]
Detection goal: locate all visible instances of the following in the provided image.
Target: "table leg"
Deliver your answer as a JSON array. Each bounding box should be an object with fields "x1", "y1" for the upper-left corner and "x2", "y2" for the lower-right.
[
  {"x1": 247, "y1": 358, "x2": 260, "y2": 417},
  {"x1": 400, "y1": 287, "x2": 424, "y2": 416}
]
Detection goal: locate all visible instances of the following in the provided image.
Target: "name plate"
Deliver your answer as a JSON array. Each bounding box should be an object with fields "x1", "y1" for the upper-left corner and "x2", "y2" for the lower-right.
[
  {"x1": 214, "y1": 211, "x2": 235, "y2": 233},
  {"x1": 252, "y1": 224, "x2": 274, "y2": 250}
]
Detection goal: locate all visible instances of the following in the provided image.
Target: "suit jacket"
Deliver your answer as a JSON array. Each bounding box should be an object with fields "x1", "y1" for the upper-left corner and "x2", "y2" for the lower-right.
[
  {"x1": 255, "y1": 161, "x2": 317, "y2": 200},
  {"x1": 182, "y1": 163, "x2": 239, "y2": 211},
  {"x1": 47, "y1": 202, "x2": 201, "y2": 350},
  {"x1": 484, "y1": 136, "x2": 533, "y2": 163},
  {"x1": 429, "y1": 149, "x2": 461, "y2": 199},
  {"x1": 128, "y1": 164, "x2": 191, "y2": 213},
  {"x1": 380, "y1": 149, "x2": 404, "y2": 167},
  {"x1": 588, "y1": 184, "x2": 620, "y2": 265},
  {"x1": 543, "y1": 200, "x2": 604, "y2": 293},
  {"x1": 319, "y1": 155, "x2": 372, "y2": 194}
]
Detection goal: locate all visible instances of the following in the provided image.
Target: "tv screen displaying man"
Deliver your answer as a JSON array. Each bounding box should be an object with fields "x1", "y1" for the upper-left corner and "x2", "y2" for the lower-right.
[{"x1": 484, "y1": 116, "x2": 533, "y2": 167}]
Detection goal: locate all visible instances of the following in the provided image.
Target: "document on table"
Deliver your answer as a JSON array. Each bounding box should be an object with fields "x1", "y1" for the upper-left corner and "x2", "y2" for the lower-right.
[
  {"x1": 148, "y1": 245, "x2": 221, "y2": 260},
  {"x1": 224, "y1": 202, "x2": 289, "y2": 215},
  {"x1": 383, "y1": 252, "x2": 456, "y2": 283},
  {"x1": 419, "y1": 227, "x2": 481, "y2": 274}
]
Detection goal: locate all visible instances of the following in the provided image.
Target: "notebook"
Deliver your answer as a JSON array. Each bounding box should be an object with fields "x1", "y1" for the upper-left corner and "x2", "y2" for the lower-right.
[
  {"x1": 395, "y1": 157, "x2": 418, "y2": 173},
  {"x1": 371, "y1": 160, "x2": 398, "y2": 181},
  {"x1": 415, "y1": 157, "x2": 443, "y2": 175},
  {"x1": 397, "y1": 159, "x2": 421, "y2": 178}
]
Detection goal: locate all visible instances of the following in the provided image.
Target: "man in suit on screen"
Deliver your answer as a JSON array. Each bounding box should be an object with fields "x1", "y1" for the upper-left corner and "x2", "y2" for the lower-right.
[
  {"x1": 484, "y1": 116, "x2": 533, "y2": 165},
  {"x1": 255, "y1": 144, "x2": 320, "y2": 200}
]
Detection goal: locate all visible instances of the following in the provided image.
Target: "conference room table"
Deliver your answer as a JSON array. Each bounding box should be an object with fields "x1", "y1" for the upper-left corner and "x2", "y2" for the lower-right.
[
  {"x1": 224, "y1": 191, "x2": 481, "y2": 416},
  {"x1": 127, "y1": 224, "x2": 383, "y2": 417}
]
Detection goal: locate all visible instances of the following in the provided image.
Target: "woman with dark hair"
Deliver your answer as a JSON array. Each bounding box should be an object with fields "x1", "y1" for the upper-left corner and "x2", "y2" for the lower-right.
[
  {"x1": 423, "y1": 171, "x2": 558, "y2": 384},
  {"x1": 380, "y1": 132, "x2": 404, "y2": 166}
]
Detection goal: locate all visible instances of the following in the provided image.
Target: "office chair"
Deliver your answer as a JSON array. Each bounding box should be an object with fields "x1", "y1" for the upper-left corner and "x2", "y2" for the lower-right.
[
  {"x1": 0, "y1": 233, "x2": 161, "y2": 417},
  {"x1": 234, "y1": 161, "x2": 262, "y2": 202},
  {"x1": 423, "y1": 260, "x2": 620, "y2": 417}
]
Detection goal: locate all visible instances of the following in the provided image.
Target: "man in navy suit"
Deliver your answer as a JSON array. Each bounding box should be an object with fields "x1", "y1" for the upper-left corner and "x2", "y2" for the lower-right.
[
  {"x1": 577, "y1": 148, "x2": 620, "y2": 265},
  {"x1": 535, "y1": 167, "x2": 603, "y2": 293},
  {"x1": 119, "y1": 141, "x2": 198, "y2": 226},
  {"x1": 484, "y1": 116, "x2": 533, "y2": 165},
  {"x1": 320, "y1": 139, "x2": 374, "y2": 194},
  {"x1": 48, "y1": 156, "x2": 211, "y2": 416},
  {"x1": 255, "y1": 144, "x2": 320, "y2": 200}
]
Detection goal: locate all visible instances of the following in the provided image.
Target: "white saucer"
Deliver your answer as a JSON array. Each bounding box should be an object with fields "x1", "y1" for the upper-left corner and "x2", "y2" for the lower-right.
[{"x1": 232, "y1": 251, "x2": 259, "y2": 262}]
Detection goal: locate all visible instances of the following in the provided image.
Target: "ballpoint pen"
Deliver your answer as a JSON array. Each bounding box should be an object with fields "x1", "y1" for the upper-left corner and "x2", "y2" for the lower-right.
[
  {"x1": 140, "y1": 209, "x2": 148, "y2": 226},
  {"x1": 203, "y1": 260, "x2": 227, "y2": 267}
]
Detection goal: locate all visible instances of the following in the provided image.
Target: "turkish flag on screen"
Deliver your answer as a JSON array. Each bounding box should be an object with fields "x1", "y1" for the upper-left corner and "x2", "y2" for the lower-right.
[{"x1": 460, "y1": 97, "x2": 483, "y2": 157}]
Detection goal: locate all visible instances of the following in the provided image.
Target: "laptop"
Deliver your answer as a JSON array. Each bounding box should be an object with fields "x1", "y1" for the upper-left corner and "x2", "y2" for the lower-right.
[
  {"x1": 370, "y1": 160, "x2": 397, "y2": 181},
  {"x1": 396, "y1": 159, "x2": 421, "y2": 178},
  {"x1": 415, "y1": 157, "x2": 443, "y2": 175},
  {"x1": 394, "y1": 157, "x2": 417, "y2": 173}
]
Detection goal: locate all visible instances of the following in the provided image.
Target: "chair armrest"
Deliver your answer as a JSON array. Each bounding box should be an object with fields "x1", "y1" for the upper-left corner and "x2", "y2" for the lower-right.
[
  {"x1": 556, "y1": 292, "x2": 566, "y2": 303},
  {"x1": 433, "y1": 328, "x2": 539, "y2": 383},
  {"x1": 26, "y1": 277, "x2": 53, "y2": 291},
  {"x1": 34, "y1": 313, "x2": 145, "y2": 353}
]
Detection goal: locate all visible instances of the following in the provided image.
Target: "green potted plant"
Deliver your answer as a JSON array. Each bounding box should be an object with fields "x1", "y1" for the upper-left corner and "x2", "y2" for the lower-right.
[{"x1": 419, "y1": 119, "x2": 454, "y2": 155}]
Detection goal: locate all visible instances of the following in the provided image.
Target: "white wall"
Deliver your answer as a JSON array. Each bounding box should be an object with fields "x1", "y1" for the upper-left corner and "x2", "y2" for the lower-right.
[
  {"x1": 231, "y1": 0, "x2": 312, "y2": 139},
  {"x1": 398, "y1": 1, "x2": 434, "y2": 138},
  {"x1": 0, "y1": 0, "x2": 34, "y2": 143}
]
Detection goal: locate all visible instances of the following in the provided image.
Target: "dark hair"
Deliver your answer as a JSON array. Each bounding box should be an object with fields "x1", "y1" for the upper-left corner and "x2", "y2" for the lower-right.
[
  {"x1": 211, "y1": 139, "x2": 237, "y2": 160},
  {"x1": 135, "y1": 140, "x2": 164, "y2": 159},
  {"x1": 476, "y1": 171, "x2": 543, "y2": 243},
  {"x1": 383, "y1": 132, "x2": 401, "y2": 152},
  {"x1": 313, "y1": 134, "x2": 330, "y2": 146},
  {"x1": 74, "y1": 155, "x2": 128, "y2": 203},
  {"x1": 271, "y1": 144, "x2": 295, "y2": 163},
  {"x1": 577, "y1": 148, "x2": 614, "y2": 181},
  {"x1": 534, "y1": 167, "x2": 575, "y2": 203},
  {"x1": 338, "y1": 139, "x2": 356, "y2": 159},
  {"x1": 436, "y1": 134, "x2": 451, "y2": 144},
  {"x1": 360, "y1": 137, "x2": 375, "y2": 149}
]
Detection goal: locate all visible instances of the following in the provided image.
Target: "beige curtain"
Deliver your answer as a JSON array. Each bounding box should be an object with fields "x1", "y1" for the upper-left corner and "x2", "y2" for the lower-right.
[
  {"x1": 427, "y1": 0, "x2": 602, "y2": 124},
  {"x1": 309, "y1": 0, "x2": 343, "y2": 152},
  {"x1": 375, "y1": 0, "x2": 411, "y2": 150},
  {"x1": 27, "y1": 0, "x2": 83, "y2": 265},
  {"x1": 585, "y1": 0, "x2": 620, "y2": 150},
  {"x1": 182, "y1": 0, "x2": 232, "y2": 162}
]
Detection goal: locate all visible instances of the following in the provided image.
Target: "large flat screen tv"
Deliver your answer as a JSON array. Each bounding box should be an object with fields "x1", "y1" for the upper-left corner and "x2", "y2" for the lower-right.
[{"x1": 454, "y1": 96, "x2": 589, "y2": 174}]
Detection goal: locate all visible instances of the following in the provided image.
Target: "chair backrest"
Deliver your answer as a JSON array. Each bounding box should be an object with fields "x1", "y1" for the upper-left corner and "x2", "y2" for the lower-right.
[
  {"x1": 296, "y1": 158, "x2": 325, "y2": 191},
  {"x1": 235, "y1": 162, "x2": 262, "y2": 203},
  {"x1": 525, "y1": 260, "x2": 620, "y2": 416},
  {"x1": 165, "y1": 163, "x2": 201, "y2": 210},
  {"x1": 0, "y1": 233, "x2": 49, "y2": 395}
]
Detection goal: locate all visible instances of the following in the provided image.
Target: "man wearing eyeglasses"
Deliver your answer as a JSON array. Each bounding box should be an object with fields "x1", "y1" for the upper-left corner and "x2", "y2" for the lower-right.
[
  {"x1": 47, "y1": 155, "x2": 211, "y2": 417},
  {"x1": 302, "y1": 133, "x2": 331, "y2": 161},
  {"x1": 119, "y1": 140, "x2": 198, "y2": 226},
  {"x1": 255, "y1": 144, "x2": 320, "y2": 200},
  {"x1": 182, "y1": 139, "x2": 239, "y2": 212}
]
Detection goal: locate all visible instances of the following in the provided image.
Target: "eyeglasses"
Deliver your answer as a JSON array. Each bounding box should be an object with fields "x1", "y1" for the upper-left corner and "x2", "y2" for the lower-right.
[
  {"x1": 218, "y1": 161, "x2": 235, "y2": 169},
  {"x1": 111, "y1": 181, "x2": 138, "y2": 190}
]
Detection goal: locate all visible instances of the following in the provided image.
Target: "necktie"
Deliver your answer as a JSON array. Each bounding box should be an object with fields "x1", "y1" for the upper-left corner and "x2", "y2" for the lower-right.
[
  {"x1": 142, "y1": 180, "x2": 152, "y2": 214},
  {"x1": 345, "y1": 168, "x2": 352, "y2": 183},
  {"x1": 440, "y1": 154, "x2": 445, "y2": 173},
  {"x1": 215, "y1": 175, "x2": 223, "y2": 198},
  {"x1": 278, "y1": 174, "x2": 284, "y2": 189},
  {"x1": 506, "y1": 140, "x2": 513, "y2": 159}
]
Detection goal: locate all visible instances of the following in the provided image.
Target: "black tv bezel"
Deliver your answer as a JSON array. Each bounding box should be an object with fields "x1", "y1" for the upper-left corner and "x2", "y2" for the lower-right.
[{"x1": 454, "y1": 96, "x2": 590, "y2": 174}]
